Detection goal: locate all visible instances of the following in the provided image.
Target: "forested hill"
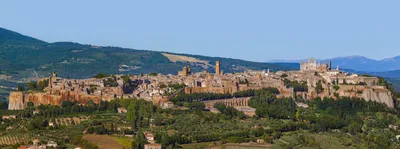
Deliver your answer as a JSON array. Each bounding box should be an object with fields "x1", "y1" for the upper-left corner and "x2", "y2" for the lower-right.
[{"x1": 0, "y1": 27, "x2": 298, "y2": 80}]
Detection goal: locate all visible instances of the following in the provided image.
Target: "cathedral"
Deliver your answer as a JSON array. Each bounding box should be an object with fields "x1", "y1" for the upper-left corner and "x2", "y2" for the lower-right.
[{"x1": 300, "y1": 58, "x2": 331, "y2": 72}]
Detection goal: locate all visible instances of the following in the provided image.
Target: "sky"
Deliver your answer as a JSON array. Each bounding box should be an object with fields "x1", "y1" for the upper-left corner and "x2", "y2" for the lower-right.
[{"x1": 1, "y1": 0, "x2": 400, "y2": 62}]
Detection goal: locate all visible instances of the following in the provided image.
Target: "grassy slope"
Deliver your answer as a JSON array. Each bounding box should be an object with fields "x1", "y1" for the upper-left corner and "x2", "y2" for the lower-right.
[{"x1": 112, "y1": 136, "x2": 132, "y2": 148}]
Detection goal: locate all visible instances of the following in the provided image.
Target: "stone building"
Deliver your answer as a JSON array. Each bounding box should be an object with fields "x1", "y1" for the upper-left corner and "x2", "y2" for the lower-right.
[
  {"x1": 178, "y1": 66, "x2": 191, "y2": 77},
  {"x1": 300, "y1": 58, "x2": 317, "y2": 72},
  {"x1": 215, "y1": 61, "x2": 221, "y2": 75},
  {"x1": 300, "y1": 58, "x2": 331, "y2": 72}
]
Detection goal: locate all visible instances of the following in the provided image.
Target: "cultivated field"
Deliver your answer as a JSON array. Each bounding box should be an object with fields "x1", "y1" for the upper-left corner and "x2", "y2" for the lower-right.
[
  {"x1": 162, "y1": 53, "x2": 212, "y2": 69},
  {"x1": 0, "y1": 134, "x2": 30, "y2": 146},
  {"x1": 54, "y1": 116, "x2": 88, "y2": 126},
  {"x1": 83, "y1": 134, "x2": 127, "y2": 149}
]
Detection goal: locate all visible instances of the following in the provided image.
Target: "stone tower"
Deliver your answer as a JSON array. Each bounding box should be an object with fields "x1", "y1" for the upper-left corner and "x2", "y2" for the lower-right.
[
  {"x1": 49, "y1": 72, "x2": 57, "y2": 88},
  {"x1": 182, "y1": 66, "x2": 191, "y2": 77},
  {"x1": 182, "y1": 66, "x2": 188, "y2": 77},
  {"x1": 215, "y1": 61, "x2": 221, "y2": 75}
]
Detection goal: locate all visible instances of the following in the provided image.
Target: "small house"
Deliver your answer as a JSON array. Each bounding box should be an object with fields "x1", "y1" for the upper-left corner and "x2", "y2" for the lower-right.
[
  {"x1": 2, "y1": 115, "x2": 16, "y2": 120},
  {"x1": 118, "y1": 107, "x2": 127, "y2": 113},
  {"x1": 47, "y1": 141, "x2": 58, "y2": 148}
]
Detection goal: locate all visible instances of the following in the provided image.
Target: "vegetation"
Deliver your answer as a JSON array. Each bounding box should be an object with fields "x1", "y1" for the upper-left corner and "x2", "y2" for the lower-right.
[
  {"x1": 121, "y1": 75, "x2": 138, "y2": 94},
  {"x1": 0, "y1": 101, "x2": 7, "y2": 110},
  {"x1": 26, "y1": 79, "x2": 48, "y2": 91},
  {"x1": 148, "y1": 72, "x2": 158, "y2": 76},
  {"x1": 126, "y1": 99, "x2": 157, "y2": 131},
  {"x1": 170, "y1": 88, "x2": 280, "y2": 106},
  {"x1": 104, "y1": 76, "x2": 118, "y2": 87},
  {"x1": 0, "y1": 91, "x2": 399, "y2": 149},
  {"x1": 283, "y1": 79, "x2": 308, "y2": 92},
  {"x1": 213, "y1": 103, "x2": 245, "y2": 119},
  {"x1": 315, "y1": 80, "x2": 324, "y2": 94},
  {"x1": 93, "y1": 73, "x2": 110, "y2": 79},
  {"x1": 131, "y1": 130, "x2": 148, "y2": 149},
  {"x1": 333, "y1": 85, "x2": 340, "y2": 91},
  {"x1": 167, "y1": 83, "x2": 186, "y2": 90},
  {"x1": 249, "y1": 90, "x2": 296, "y2": 119}
]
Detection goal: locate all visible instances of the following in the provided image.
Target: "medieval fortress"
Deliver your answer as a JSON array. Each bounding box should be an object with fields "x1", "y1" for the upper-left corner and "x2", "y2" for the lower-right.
[{"x1": 8, "y1": 58, "x2": 395, "y2": 110}]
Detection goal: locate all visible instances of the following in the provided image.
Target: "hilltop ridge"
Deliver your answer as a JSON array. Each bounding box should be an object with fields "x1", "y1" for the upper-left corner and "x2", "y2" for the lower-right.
[
  {"x1": 0, "y1": 27, "x2": 298, "y2": 80},
  {"x1": 0, "y1": 27, "x2": 46, "y2": 45}
]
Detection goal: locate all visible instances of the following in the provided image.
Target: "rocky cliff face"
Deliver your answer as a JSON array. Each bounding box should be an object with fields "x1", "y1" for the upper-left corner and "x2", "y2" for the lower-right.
[
  {"x1": 8, "y1": 91, "x2": 102, "y2": 110},
  {"x1": 9, "y1": 92, "x2": 25, "y2": 110},
  {"x1": 337, "y1": 85, "x2": 394, "y2": 108},
  {"x1": 361, "y1": 89, "x2": 394, "y2": 108}
]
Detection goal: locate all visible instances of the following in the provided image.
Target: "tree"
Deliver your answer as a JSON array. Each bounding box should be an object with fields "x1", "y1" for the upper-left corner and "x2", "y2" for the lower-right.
[
  {"x1": 127, "y1": 102, "x2": 138, "y2": 130},
  {"x1": 0, "y1": 101, "x2": 7, "y2": 110},
  {"x1": 104, "y1": 78, "x2": 118, "y2": 87},
  {"x1": 27, "y1": 101, "x2": 34, "y2": 108},
  {"x1": 17, "y1": 84, "x2": 25, "y2": 91},
  {"x1": 189, "y1": 102, "x2": 205, "y2": 111},
  {"x1": 94, "y1": 73, "x2": 110, "y2": 79},
  {"x1": 213, "y1": 103, "x2": 226, "y2": 112},
  {"x1": 37, "y1": 79, "x2": 49, "y2": 90},
  {"x1": 148, "y1": 72, "x2": 158, "y2": 76},
  {"x1": 135, "y1": 130, "x2": 148, "y2": 149},
  {"x1": 131, "y1": 138, "x2": 140, "y2": 149},
  {"x1": 333, "y1": 85, "x2": 340, "y2": 91},
  {"x1": 315, "y1": 81, "x2": 324, "y2": 94},
  {"x1": 27, "y1": 81, "x2": 38, "y2": 91},
  {"x1": 347, "y1": 122, "x2": 362, "y2": 135}
]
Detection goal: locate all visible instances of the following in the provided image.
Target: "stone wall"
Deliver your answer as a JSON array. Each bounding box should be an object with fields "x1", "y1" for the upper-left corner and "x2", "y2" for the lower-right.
[{"x1": 185, "y1": 87, "x2": 238, "y2": 94}]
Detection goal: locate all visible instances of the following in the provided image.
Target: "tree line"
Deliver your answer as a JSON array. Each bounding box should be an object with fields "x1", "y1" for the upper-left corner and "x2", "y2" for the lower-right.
[{"x1": 170, "y1": 87, "x2": 280, "y2": 106}]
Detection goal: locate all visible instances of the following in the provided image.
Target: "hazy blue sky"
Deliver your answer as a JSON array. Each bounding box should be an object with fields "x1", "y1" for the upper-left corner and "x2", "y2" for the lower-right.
[{"x1": 1, "y1": 1, "x2": 400, "y2": 62}]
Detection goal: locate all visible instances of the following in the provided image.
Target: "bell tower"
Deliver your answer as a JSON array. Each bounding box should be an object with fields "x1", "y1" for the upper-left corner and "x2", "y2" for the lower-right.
[{"x1": 215, "y1": 61, "x2": 221, "y2": 75}]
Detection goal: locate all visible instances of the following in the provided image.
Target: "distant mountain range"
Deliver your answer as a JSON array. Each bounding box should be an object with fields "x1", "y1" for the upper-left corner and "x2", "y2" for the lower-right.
[{"x1": 270, "y1": 55, "x2": 400, "y2": 75}]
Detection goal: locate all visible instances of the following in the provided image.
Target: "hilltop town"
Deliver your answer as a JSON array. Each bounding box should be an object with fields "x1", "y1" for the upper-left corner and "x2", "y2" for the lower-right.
[{"x1": 8, "y1": 58, "x2": 395, "y2": 111}]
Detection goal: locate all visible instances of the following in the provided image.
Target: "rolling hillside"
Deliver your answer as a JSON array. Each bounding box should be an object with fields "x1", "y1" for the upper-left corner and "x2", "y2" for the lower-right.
[{"x1": 0, "y1": 27, "x2": 298, "y2": 81}]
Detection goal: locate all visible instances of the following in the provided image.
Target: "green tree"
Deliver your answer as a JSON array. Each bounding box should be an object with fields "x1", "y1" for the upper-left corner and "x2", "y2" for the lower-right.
[
  {"x1": 94, "y1": 73, "x2": 110, "y2": 78},
  {"x1": 333, "y1": 85, "x2": 340, "y2": 91},
  {"x1": 17, "y1": 84, "x2": 25, "y2": 91},
  {"x1": 27, "y1": 81, "x2": 38, "y2": 91},
  {"x1": 27, "y1": 101, "x2": 34, "y2": 108},
  {"x1": 315, "y1": 81, "x2": 324, "y2": 94},
  {"x1": 37, "y1": 79, "x2": 49, "y2": 90},
  {"x1": 0, "y1": 101, "x2": 7, "y2": 110},
  {"x1": 135, "y1": 130, "x2": 148, "y2": 149}
]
